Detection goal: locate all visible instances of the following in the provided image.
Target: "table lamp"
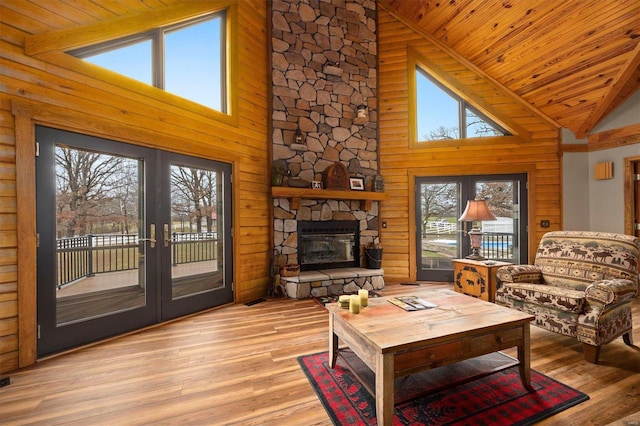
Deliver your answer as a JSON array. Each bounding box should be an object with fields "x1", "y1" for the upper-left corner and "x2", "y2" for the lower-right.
[{"x1": 458, "y1": 199, "x2": 496, "y2": 260}]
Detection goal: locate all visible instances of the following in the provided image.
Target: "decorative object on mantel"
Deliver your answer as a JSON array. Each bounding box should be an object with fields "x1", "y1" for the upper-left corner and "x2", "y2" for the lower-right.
[
  {"x1": 322, "y1": 162, "x2": 350, "y2": 190},
  {"x1": 373, "y1": 175, "x2": 384, "y2": 192},
  {"x1": 312, "y1": 180, "x2": 323, "y2": 189},
  {"x1": 279, "y1": 264, "x2": 300, "y2": 277},
  {"x1": 349, "y1": 177, "x2": 365, "y2": 191},
  {"x1": 272, "y1": 161, "x2": 287, "y2": 187},
  {"x1": 365, "y1": 176, "x2": 373, "y2": 191}
]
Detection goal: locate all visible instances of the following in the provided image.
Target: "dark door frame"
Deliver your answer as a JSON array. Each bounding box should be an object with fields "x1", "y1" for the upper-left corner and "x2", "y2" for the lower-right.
[
  {"x1": 415, "y1": 173, "x2": 528, "y2": 282},
  {"x1": 35, "y1": 125, "x2": 233, "y2": 356}
]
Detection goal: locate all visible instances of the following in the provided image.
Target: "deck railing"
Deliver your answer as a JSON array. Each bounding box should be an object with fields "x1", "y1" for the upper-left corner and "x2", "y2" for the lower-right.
[
  {"x1": 481, "y1": 232, "x2": 514, "y2": 261},
  {"x1": 171, "y1": 232, "x2": 218, "y2": 265},
  {"x1": 421, "y1": 231, "x2": 515, "y2": 269},
  {"x1": 57, "y1": 232, "x2": 218, "y2": 288}
]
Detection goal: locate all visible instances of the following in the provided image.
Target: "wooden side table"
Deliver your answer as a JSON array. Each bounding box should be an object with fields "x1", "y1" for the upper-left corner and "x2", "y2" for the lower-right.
[{"x1": 452, "y1": 259, "x2": 513, "y2": 302}]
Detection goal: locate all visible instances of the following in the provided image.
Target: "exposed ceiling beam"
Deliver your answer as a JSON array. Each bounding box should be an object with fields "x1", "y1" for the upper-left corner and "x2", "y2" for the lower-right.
[{"x1": 576, "y1": 41, "x2": 640, "y2": 139}]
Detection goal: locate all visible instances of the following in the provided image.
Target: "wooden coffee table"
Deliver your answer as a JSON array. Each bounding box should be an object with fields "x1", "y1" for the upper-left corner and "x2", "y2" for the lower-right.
[{"x1": 327, "y1": 289, "x2": 534, "y2": 426}]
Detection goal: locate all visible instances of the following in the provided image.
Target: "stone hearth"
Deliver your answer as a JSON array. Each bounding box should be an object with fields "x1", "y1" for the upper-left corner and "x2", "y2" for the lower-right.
[{"x1": 280, "y1": 267, "x2": 384, "y2": 299}]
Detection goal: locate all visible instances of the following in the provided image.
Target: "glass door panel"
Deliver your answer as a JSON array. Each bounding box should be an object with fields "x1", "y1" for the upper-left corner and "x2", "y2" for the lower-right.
[
  {"x1": 54, "y1": 147, "x2": 147, "y2": 325},
  {"x1": 159, "y1": 153, "x2": 232, "y2": 321},
  {"x1": 474, "y1": 178, "x2": 523, "y2": 264},
  {"x1": 416, "y1": 180, "x2": 462, "y2": 281},
  {"x1": 169, "y1": 164, "x2": 224, "y2": 300},
  {"x1": 37, "y1": 126, "x2": 158, "y2": 357}
]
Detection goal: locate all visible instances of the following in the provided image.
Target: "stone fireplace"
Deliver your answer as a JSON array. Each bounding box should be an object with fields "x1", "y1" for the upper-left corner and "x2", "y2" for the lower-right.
[
  {"x1": 273, "y1": 198, "x2": 383, "y2": 298},
  {"x1": 271, "y1": 0, "x2": 383, "y2": 298},
  {"x1": 273, "y1": 197, "x2": 379, "y2": 266}
]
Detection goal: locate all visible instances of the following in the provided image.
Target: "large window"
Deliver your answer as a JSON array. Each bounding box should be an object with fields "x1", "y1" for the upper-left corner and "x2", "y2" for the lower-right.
[
  {"x1": 69, "y1": 13, "x2": 226, "y2": 113},
  {"x1": 415, "y1": 67, "x2": 509, "y2": 141}
]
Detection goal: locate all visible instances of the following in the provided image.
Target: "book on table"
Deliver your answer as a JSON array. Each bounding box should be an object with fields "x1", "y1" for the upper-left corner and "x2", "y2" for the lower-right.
[{"x1": 388, "y1": 296, "x2": 437, "y2": 311}]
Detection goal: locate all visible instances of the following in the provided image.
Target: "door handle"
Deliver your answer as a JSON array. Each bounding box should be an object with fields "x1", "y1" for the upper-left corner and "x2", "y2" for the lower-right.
[
  {"x1": 139, "y1": 224, "x2": 156, "y2": 248},
  {"x1": 164, "y1": 224, "x2": 170, "y2": 247}
]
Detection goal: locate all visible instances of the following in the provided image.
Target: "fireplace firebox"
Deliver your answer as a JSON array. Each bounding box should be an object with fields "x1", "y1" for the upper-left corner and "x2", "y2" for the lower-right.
[{"x1": 298, "y1": 221, "x2": 359, "y2": 271}]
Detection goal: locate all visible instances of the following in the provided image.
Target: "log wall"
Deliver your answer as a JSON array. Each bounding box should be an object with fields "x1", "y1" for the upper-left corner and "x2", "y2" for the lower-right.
[
  {"x1": 0, "y1": 1, "x2": 269, "y2": 373},
  {"x1": 377, "y1": 7, "x2": 562, "y2": 281}
]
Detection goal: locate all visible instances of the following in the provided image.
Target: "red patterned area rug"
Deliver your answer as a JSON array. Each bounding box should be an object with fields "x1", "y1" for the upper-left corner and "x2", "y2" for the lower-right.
[{"x1": 298, "y1": 351, "x2": 589, "y2": 426}]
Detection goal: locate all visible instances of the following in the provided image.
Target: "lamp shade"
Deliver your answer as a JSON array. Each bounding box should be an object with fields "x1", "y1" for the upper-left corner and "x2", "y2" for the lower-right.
[{"x1": 458, "y1": 199, "x2": 497, "y2": 222}]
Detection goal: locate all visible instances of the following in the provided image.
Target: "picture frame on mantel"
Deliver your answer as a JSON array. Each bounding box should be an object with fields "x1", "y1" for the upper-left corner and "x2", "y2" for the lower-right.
[{"x1": 349, "y1": 177, "x2": 365, "y2": 191}]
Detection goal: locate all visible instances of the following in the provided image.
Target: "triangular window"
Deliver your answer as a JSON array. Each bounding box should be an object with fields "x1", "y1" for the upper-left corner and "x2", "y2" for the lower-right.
[{"x1": 416, "y1": 67, "x2": 509, "y2": 141}]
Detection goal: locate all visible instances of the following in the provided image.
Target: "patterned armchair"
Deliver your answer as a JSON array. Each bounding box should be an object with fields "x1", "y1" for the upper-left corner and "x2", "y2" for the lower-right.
[{"x1": 495, "y1": 231, "x2": 639, "y2": 363}]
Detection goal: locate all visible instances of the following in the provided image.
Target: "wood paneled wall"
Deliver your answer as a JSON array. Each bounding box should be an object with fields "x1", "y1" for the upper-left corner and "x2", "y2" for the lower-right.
[
  {"x1": 377, "y1": 7, "x2": 562, "y2": 281},
  {"x1": 0, "y1": 1, "x2": 269, "y2": 373}
]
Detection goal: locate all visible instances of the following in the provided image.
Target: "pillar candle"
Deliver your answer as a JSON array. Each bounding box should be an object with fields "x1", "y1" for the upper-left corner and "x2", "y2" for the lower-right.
[
  {"x1": 358, "y1": 289, "x2": 369, "y2": 307},
  {"x1": 349, "y1": 294, "x2": 360, "y2": 314}
]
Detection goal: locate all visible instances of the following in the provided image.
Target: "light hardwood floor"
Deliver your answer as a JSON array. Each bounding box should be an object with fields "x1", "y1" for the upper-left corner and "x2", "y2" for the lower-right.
[{"x1": 2, "y1": 282, "x2": 639, "y2": 425}]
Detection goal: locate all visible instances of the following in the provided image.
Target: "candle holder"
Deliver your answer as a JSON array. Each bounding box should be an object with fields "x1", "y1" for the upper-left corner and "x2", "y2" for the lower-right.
[
  {"x1": 358, "y1": 289, "x2": 369, "y2": 307},
  {"x1": 349, "y1": 294, "x2": 360, "y2": 314}
]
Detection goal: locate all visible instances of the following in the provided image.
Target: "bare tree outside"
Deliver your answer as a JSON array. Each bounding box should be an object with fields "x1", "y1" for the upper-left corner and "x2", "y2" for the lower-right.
[
  {"x1": 466, "y1": 109, "x2": 505, "y2": 138},
  {"x1": 476, "y1": 181, "x2": 514, "y2": 218},
  {"x1": 422, "y1": 111, "x2": 504, "y2": 141},
  {"x1": 109, "y1": 160, "x2": 139, "y2": 234},
  {"x1": 55, "y1": 146, "x2": 136, "y2": 238},
  {"x1": 427, "y1": 125, "x2": 459, "y2": 140},
  {"x1": 170, "y1": 165, "x2": 218, "y2": 233},
  {"x1": 419, "y1": 183, "x2": 458, "y2": 232}
]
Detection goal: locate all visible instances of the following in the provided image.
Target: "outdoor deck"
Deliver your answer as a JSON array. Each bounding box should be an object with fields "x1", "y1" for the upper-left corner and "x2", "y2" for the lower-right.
[{"x1": 57, "y1": 260, "x2": 218, "y2": 297}]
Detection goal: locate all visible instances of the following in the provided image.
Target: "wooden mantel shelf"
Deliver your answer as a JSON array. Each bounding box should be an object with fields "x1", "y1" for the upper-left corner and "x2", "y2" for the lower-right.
[{"x1": 271, "y1": 186, "x2": 387, "y2": 210}]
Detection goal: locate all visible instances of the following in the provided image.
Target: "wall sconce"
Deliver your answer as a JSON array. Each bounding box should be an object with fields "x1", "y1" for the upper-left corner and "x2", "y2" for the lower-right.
[
  {"x1": 594, "y1": 161, "x2": 613, "y2": 180},
  {"x1": 458, "y1": 199, "x2": 497, "y2": 260},
  {"x1": 294, "y1": 127, "x2": 304, "y2": 145},
  {"x1": 356, "y1": 104, "x2": 367, "y2": 118}
]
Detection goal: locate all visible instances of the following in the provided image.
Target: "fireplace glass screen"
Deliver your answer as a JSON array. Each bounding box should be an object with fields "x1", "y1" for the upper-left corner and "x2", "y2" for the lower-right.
[{"x1": 298, "y1": 221, "x2": 359, "y2": 270}]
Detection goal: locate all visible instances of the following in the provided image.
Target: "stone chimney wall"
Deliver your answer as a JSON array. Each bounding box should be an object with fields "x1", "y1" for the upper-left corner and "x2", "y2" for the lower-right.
[{"x1": 271, "y1": 0, "x2": 379, "y2": 266}]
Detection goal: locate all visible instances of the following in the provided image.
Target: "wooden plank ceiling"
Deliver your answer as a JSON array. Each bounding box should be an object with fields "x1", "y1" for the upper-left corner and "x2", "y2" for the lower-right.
[{"x1": 379, "y1": 0, "x2": 640, "y2": 138}]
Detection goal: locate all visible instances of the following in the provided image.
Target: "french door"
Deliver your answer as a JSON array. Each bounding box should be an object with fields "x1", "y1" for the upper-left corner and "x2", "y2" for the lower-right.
[
  {"x1": 415, "y1": 174, "x2": 528, "y2": 282},
  {"x1": 36, "y1": 126, "x2": 233, "y2": 357}
]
